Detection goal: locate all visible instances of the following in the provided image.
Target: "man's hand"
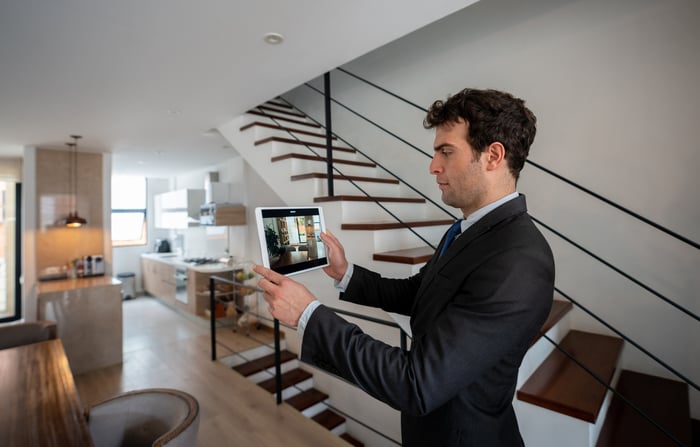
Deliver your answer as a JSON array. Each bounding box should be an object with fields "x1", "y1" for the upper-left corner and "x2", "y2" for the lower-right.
[
  {"x1": 253, "y1": 265, "x2": 315, "y2": 327},
  {"x1": 320, "y1": 231, "x2": 348, "y2": 281}
]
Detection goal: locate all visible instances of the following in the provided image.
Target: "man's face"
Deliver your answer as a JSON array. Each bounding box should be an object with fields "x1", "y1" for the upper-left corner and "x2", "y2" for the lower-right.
[{"x1": 429, "y1": 119, "x2": 488, "y2": 217}]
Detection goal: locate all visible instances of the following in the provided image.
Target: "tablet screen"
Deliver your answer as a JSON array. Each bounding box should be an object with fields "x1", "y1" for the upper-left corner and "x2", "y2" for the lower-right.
[{"x1": 255, "y1": 206, "x2": 329, "y2": 276}]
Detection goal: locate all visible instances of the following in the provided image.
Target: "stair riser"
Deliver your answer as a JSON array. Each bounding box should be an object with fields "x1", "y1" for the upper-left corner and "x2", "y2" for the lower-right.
[
  {"x1": 253, "y1": 125, "x2": 330, "y2": 144},
  {"x1": 284, "y1": 158, "x2": 378, "y2": 178},
  {"x1": 515, "y1": 400, "x2": 597, "y2": 447},
  {"x1": 295, "y1": 177, "x2": 402, "y2": 198},
  {"x1": 245, "y1": 359, "x2": 300, "y2": 383},
  {"x1": 265, "y1": 140, "x2": 356, "y2": 159},
  {"x1": 241, "y1": 112, "x2": 320, "y2": 129},
  {"x1": 273, "y1": 377, "x2": 314, "y2": 401},
  {"x1": 329, "y1": 422, "x2": 348, "y2": 436},
  {"x1": 340, "y1": 225, "x2": 446, "y2": 254},
  {"x1": 217, "y1": 342, "x2": 286, "y2": 368},
  {"x1": 301, "y1": 401, "x2": 330, "y2": 419},
  {"x1": 517, "y1": 310, "x2": 573, "y2": 388},
  {"x1": 332, "y1": 200, "x2": 441, "y2": 224}
]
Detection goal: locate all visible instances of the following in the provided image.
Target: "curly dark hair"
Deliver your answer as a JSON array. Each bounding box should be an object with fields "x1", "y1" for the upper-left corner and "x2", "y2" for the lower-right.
[{"x1": 423, "y1": 88, "x2": 537, "y2": 181}]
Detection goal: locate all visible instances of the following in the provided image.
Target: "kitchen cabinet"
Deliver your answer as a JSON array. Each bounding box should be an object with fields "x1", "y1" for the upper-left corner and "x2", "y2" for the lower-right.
[
  {"x1": 189, "y1": 270, "x2": 235, "y2": 317},
  {"x1": 141, "y1": 256, "x2": 177, "y2": 303},
  {"x1": 154, "y1": 188, "x2": 205, "y2": 229}
]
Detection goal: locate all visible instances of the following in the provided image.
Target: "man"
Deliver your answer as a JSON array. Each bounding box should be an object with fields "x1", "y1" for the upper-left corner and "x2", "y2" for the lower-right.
[{"x1": 254, "y1": 88, "x2": 555, "y2": 446}]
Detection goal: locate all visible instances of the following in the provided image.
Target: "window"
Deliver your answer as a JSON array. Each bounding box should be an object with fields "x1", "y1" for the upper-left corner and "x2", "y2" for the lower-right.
[
  {"x1": 111, "y1": 176, "x2": 147, "y2": 247},
  {"x1": 0, "y1": 181, "x2": 20, "y2": 322}
]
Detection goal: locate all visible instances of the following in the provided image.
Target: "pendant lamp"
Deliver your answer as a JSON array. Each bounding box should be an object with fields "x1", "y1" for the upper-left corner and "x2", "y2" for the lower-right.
[{"x1": 65, "y1": 135, "x2": 87, "y2": 228}]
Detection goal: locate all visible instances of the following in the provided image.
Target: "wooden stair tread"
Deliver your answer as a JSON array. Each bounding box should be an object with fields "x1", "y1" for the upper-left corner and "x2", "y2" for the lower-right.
[
  {"x1": 284, "y1": 388, "x2": 329, "y2": 411},
  {"x1": 266, "y1": 99, "x2": 294, "y2": 109},
  {"x1": 312, "y1": 409, "x2": 346, "y2": 430},
  {"x1": 342, "y1": 219, "x2": 453, "y2": 231},
  {"x1": 530, "y1": 299, "x2": 573, "y2": 346},
  {"x1": 291, "y1": 172, "x2": 398, "y2": 184},
  {"x1": 271, "y1": 153, "x2": 375, "y2": 168},
  {"x1": 239, "y1": 121, "x2": 337, "y2": 140},
  {"x1": 596, "y1": 370, "x2": 692, "y2": 447},
  {"x1": 373, "y1": 246, "x2": 435, "y2": 264},
  {"x1": 247, "y1": 110, "x2": 321, "y2": 128},
  {"x1": 340, "y1": 432, "x2": 365, "y2": 446},
  {"x1": 232, "y1": 349, "x2": 297, "y2": 377},
  {"x1": 258, "y1": 368, "x2": 312, "y2": 393},
  {"x1": 256, "y1": 104, "x2": 306, "y2": 117},
  {"x1": 315, "y1": 195, "x2": 425, "y2": 204},
  {"x1": 255, "y1": 136, "x2": 355, "y2": 153},
  {"x1": 517, "y1": 330, "x2": 624, "y2": 422}
]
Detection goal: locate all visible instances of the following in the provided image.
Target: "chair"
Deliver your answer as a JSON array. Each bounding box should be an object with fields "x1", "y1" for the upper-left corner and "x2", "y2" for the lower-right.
[
  {"x1": 85, "y1": 388, "x2": 200, "y2": 447},
  {"x1": 0, "y1": 320, "x2": 57, "y2": 350}
]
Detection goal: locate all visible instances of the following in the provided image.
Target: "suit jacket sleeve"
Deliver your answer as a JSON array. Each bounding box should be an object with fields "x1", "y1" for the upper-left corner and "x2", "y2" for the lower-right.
[{"x1": 300, "y1": 233, "x2": 554, "y2": 416}]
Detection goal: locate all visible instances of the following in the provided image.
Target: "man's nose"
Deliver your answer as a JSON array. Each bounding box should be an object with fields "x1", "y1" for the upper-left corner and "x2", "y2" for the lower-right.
[{"x1": 429, "y1": 156, "x2": 442, "y2": 174}]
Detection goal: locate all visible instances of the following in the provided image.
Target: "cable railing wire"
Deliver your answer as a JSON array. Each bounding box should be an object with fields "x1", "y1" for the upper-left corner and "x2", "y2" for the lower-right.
[
  {"x1": 279, "y1": 74, "x2": 695, "y2": 444},
  {"x1": 553, "y1": 286, "x2": 698, "y2": 392},
  {"x1": 540, "y1": 332, "x2": 688, "y2": 447},
  {"x1": 334, "y1": 68, "x2": 699, "y2": 252},
  {"x1": 256, "y1": 103, "x2": 457, "y2": 250},
  {"x1": 301, "y1": 78, "x2": 699, "y2": 325},
  {"x1": 531, "y1": 216, "x2": 699, "y2": 323},
  {"x1": 283, "y1": 95, "x2": 458, "y2": 222}
]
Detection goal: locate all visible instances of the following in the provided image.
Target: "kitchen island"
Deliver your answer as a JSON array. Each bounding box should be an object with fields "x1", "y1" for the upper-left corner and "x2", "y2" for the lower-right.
[{"x1": 37, "y1": 275, "x2": 122, "y2": 375}]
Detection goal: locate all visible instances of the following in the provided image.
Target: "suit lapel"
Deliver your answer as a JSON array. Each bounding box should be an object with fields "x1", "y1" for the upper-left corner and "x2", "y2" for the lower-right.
[{"x1": 410, "y1": 195, "x2": 529, "y2": 324}]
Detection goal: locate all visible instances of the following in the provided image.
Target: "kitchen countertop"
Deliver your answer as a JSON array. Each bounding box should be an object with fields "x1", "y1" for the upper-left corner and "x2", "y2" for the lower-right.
[
  {"x1": 37, "y1": 276, "x2": 121, "y2": 294},
  {"x1": 141, "y1": 252, "x2": 235, "y2": 273}
]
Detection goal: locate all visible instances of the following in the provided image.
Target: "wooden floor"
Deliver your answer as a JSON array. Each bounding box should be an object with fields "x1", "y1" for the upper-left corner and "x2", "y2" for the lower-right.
[{"x1": 73, "y1": 296, "x2": 350, "y2": 446}]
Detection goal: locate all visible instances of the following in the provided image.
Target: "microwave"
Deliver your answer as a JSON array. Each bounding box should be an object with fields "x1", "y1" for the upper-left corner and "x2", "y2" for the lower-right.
[{"x1": 199, "y1": 203, "x2": 246, "y2": 226}]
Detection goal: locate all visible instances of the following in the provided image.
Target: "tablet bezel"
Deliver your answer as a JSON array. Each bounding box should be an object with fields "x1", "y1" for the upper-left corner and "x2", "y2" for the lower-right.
[{"x1": 255, "y1": 206, "x2": 329, "y2": 276}]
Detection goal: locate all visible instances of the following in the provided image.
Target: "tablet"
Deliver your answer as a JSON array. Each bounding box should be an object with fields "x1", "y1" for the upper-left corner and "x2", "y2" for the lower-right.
[{"x1": 255, "y1": 206, "x2": 329, "y2": 276}]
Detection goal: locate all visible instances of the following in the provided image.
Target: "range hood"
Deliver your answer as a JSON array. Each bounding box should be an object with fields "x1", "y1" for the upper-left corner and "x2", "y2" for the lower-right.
[{"x1": 200, "y1": 172, "x2": 246, "y2": 226}]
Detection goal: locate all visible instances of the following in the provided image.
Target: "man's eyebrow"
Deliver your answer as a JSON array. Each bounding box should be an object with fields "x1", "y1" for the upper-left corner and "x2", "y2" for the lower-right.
[{"x1": 434, "y1": 143, "x2": 453, "y2": 152}]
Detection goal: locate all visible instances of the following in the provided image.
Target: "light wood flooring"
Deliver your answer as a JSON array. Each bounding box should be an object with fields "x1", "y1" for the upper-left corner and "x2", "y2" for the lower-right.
[{"x1": 73, "y1": 296, "x2": 349, "y2": 446}]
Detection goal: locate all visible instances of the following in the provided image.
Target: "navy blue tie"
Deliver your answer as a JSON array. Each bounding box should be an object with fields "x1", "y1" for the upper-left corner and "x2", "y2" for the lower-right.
[{"x1": 439, "y1": 219, "x2": 463, "y2": 257}]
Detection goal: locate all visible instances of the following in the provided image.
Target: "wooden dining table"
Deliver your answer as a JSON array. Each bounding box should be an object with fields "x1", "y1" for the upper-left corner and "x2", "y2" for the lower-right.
[{"x1": 0, "y1": 339, "x2": 94, "y2": 446}]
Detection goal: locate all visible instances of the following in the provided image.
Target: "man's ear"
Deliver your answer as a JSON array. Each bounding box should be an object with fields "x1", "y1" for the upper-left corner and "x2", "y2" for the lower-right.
[{"x1": 484, "y1": 142, "x2": 506, "y2": 171}]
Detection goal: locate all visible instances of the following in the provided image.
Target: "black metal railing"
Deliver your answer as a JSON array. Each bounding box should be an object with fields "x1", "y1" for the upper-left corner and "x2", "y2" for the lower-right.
[
  {"x1": 209, "y1": 275, "x2": 406, "y2": 445},
  {"x1": 268, "y1": 69, "x2": 697, "y2": 446}
]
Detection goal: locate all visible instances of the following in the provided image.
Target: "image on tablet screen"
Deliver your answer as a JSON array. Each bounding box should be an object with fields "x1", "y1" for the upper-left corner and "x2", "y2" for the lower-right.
[{"x1": 256, "y1": 207, "x2": 328, "y2": 276}]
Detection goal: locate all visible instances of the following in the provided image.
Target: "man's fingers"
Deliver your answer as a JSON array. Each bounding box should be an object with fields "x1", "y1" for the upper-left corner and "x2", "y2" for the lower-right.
[{"x1": 253, "y1": 264, "x2": 285, "y2": 285}]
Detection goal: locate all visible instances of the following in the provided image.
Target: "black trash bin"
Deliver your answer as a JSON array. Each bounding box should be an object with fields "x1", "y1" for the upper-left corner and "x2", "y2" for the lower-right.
[{"x1": 116, "y1": 272, "x2": 136, "y2": 300}]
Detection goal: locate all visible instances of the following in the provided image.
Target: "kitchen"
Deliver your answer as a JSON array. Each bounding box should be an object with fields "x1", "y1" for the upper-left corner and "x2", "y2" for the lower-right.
[{"x1": 126, "y1": 164, "x2": 272, "y2": 324}]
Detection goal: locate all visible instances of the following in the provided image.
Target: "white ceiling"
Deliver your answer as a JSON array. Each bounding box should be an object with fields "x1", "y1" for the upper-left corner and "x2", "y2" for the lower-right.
[{"x1": 0, "y1": 0, "x2": 476, "y2": 178}]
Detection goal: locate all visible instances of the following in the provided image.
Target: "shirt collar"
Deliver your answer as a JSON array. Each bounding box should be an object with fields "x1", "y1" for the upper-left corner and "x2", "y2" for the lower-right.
[{"x1": 461, "y1": 191, "x2": 519, "y2": 232}]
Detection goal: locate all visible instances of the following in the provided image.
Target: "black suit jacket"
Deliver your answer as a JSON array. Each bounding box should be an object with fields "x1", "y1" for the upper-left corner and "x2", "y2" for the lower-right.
[{"x1": 301, "y1": 195, "x2": 555, "y2": 446}]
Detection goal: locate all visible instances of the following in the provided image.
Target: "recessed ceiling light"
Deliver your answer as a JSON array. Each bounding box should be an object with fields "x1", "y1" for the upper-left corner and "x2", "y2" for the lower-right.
[{"x1": 263, "y1": 32, "x2": 285, "y2": 45}]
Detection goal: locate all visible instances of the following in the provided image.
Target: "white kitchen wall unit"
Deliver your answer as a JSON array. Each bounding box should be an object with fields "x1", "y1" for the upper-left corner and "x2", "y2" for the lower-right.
[{"x1": 154, "y1": 188, "x2": 205, "y2": 229}]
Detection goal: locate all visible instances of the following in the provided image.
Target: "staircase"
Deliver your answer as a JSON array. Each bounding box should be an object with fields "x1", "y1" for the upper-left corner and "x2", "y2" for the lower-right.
[
  {"x1": 217, "y1": 99, "x2": 696, "y2": 447},
  {"x1": 220, "y1": 340, "x2": 365, "y2": 446}
]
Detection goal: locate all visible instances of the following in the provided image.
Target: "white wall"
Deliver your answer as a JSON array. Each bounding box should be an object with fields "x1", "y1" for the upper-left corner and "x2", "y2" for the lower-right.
[{"x1": 283, "y1": 0, "x2": 700, "y2": 417}]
